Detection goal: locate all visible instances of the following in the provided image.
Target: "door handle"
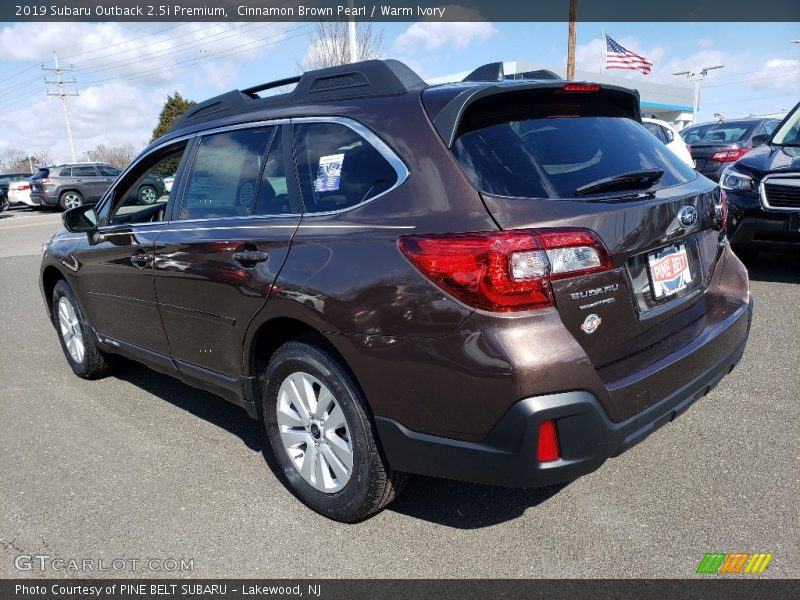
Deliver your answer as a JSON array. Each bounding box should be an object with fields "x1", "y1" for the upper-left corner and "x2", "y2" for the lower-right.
[
  {"x1": 130, "y1": 251, "x2": 154, "y2": 268},
  {"x1": 232, "y1": 250, "x2": 269, "y2": 267}
]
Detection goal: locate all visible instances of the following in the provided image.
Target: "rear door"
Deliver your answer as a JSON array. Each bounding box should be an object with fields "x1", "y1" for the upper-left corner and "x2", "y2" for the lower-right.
[
  {"x1": 154, "y1": 123, "x2": 301, "y2": 378},
  {"x1": 70, "y1": 165, "x2": 104, "y2": 202},
  {"x1": 445, "y1": 86, "x2": 724, "y2": 367}
]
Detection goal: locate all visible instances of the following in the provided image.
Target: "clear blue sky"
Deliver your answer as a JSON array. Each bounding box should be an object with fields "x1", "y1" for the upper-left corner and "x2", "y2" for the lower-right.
[{"x1": 0, "y1": 20, "x2": 797, "y2": 162}]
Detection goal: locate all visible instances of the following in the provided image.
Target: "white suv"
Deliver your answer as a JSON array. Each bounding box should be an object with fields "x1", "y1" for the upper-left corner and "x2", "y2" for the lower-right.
[{"x1": 643, "y1": 117, "x2": 694, "y2": 168}]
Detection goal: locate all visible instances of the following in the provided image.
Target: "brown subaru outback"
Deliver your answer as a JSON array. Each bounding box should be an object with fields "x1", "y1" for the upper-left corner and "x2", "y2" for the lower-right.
[{"x1": 40, "y1": 60, "x2": 752, "y2": 522}]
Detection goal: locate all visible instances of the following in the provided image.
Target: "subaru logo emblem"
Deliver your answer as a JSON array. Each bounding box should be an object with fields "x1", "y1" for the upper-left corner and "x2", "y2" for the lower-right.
[{"x1": 677, "y1": 205, "x2": 698, "y2": 228}]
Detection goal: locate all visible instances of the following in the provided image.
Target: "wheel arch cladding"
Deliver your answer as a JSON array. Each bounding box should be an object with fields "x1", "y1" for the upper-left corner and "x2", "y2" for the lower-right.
[
  {"x1": 248, "y1": 316, "x2": 372, "y2": 416},
  {"x1": 41, "y1": 265, "x2": 66, "y2": 318}
]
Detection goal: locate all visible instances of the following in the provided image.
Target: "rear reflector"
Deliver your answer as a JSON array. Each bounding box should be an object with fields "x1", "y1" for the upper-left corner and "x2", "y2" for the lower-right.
[
  {"x1": 537, "y1": 420, "x2": 560, "y2": 462},
  {"x1": 397, "y1": 228, "x2": 611, "y2": 312},
  {"x1": 710, "y1": 148, "x2": 750, "y2": 163}
]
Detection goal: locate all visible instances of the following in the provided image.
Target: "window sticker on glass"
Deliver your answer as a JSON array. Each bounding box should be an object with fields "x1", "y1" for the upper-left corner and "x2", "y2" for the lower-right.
[{"x1": 314, "y1": 153, "x2": 345, "y2": 192}]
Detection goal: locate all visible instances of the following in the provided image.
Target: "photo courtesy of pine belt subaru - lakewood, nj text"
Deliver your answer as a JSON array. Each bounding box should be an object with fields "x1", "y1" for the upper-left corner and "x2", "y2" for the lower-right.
[{"x1": 40, "y1": 60, "x2": 752, "y2": 522}]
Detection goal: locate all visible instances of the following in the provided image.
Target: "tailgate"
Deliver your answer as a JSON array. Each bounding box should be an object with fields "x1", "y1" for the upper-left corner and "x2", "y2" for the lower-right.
[{"x1": 436, "y1": 82, "x2": 727, "y2": 366}]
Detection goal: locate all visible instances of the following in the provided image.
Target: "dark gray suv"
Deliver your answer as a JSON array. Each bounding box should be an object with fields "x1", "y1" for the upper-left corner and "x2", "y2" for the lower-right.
[
  {"x1": 31, "y1": 162, "x2": 167, "y2": 210},
  {"x1": 30, "y1": 163, "x2": 120, "y2": 210}
]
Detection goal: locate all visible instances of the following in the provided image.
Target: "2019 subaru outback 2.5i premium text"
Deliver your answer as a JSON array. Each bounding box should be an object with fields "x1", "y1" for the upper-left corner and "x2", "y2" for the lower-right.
[{"x1": 40, "y1": 60, "x2": 752, "y2": 522}]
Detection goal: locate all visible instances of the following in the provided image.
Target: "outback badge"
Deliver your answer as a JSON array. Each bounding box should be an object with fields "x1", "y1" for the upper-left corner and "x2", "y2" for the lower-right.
[{"x1": 580, "y1": 313, "x2": 602, "y2": 334}]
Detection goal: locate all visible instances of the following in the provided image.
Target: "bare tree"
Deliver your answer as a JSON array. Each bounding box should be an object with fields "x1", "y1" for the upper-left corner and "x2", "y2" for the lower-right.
[
  {"x1": 0, "y1": 149, "x2": 52, "y2": 173},
  {"x1": 88, "y1": 143, "x2": 139, "y2": 169},
  {"x1": 296, "y1": 21, "x2": 384, "y2": 72}
]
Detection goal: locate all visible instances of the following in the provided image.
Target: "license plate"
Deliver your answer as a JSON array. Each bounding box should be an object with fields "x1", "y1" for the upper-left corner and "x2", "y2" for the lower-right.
[{"x1": 647, "y1": 244, "x2": 693, "y2": 299}]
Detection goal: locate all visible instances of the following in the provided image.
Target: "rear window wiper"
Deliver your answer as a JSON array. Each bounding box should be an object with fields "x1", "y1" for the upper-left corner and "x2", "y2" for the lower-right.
[{"x1": 574, "y1": 169, "x2": 664, "y2": 197}]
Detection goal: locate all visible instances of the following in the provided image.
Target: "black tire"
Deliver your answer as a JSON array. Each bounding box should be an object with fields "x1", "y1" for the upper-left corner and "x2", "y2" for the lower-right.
[
  {"x1": 262, "y1": 340, "x2": 406, "y2": 522},
  {"x1": 138, "y1": 185, "x2": 158, "y2": 205},
  {"x1": 52, "y1": 280, "x2": 116, "y2": 380},
  {"x1": 59, "y1": 191, "x2": 83, "y2": 211},
  {"x1": 732, "y1": 245, "x2": 759, "y2": 263}
]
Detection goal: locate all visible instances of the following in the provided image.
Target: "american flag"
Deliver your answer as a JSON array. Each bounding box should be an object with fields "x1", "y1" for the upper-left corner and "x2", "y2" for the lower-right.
[{"x1": 604, "y1": 34, "x2": 653, "y2": 75}]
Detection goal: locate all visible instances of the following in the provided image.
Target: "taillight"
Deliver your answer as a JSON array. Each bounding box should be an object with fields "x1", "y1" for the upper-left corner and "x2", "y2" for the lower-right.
[
  {"x1": 37, "y1": 178, "x2": 50, "y2": 184},
  {"x1": 710, "y1": 148, "x2": 750, "y2": 163},
  {"x1": 19, "y1": 184, "x2": 29, "y2": 191},
  {"x1": 537, "y1": 420, "x2": 560, "y2": 462},
  {"x1": 397, "y1": 228, "x2": 612, "y2": 312}
]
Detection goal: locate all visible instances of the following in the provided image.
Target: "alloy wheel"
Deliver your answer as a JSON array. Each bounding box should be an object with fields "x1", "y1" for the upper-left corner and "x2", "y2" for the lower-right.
[
  {"x1": 276, "y1": 371, "x2": 354, "y2": 492},
  {"x1": 58, "y1": 296, "x2": 85, "y2": 364},
  {"x1": 62, "y1": 193, "x2": 82, "y2": 209},
  {"x1": 139, "y1": 186, "x2": 158, "y2": 204}
]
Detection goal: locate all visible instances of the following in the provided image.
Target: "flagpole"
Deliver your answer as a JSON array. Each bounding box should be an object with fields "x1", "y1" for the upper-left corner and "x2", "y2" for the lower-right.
[{"x1": 600, "y1": 28, "x2": 605, "y2": 73}]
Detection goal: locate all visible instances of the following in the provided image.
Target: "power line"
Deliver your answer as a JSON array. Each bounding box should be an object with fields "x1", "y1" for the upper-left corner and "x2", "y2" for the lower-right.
[
  {"x1": 75, "y1": 22, "x2": 266, "y2": 76},
  {"x1": 80, "y1": 24, "x2": 311, "y2": 88},
  {"x1": 0, "y1": 22, "x2": 310, "y2": 114}
]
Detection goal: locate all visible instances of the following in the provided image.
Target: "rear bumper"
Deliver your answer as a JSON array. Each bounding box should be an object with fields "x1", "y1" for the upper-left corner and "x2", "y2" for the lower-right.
[
  {"x1": 696, "y1": 161, "x2": 726, "y2": 181},
  {"x1": 30, "y1": 191, "x2": 57, "y2": 206},
  {"x1": 376, "y1": 298, "x2": 752, "y2": 488}
]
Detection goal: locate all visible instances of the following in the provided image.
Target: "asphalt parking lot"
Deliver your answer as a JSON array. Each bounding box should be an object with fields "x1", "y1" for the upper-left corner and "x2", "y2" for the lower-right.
[{"x1": 0, "y1": 207, "x2": 797, "y2": 579}]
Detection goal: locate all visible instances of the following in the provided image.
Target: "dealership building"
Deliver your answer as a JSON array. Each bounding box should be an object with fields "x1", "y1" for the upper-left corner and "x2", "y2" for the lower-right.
[{"x1": 429, "y1": 60, "x2": 696, "y2": 130}]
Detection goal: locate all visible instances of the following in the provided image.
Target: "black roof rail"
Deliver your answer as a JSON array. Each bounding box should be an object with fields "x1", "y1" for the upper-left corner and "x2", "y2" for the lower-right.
[
  {"x1": 241, "y1": 76, "x2": 302, "y2": 97},
  {"x1": 168, "y1": 59, "x2": 427, "y2": 134}
]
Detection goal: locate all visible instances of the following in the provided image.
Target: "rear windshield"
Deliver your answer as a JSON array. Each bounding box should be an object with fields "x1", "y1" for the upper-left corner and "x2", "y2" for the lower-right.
[
  {"x1": 452, "y1": 97, "x2": 695, "y2": 199},
  {"x1": 681, "y1": 122, "x2": 756, "y2": 144},
  {"x1": 32, "y1": 168, "x2": 49, "y2": 179}
]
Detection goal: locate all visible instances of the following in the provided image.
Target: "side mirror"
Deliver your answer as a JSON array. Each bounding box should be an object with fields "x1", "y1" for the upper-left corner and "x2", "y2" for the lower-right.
[
  {"x1": 62, "y1": 205, "x2": 98, "y2": 234},
  {"x1": 751, "y1": 134, "x2": 768, "y2": 148}
]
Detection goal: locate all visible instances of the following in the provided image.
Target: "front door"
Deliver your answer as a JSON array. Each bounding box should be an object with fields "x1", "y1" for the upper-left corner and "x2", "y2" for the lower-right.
[
  {"x1": 76, "y1": 141, "x2": 193, "y2": 356},
  {"x1": 154, "y1": 124, "x2": 301, "y2": 378}
]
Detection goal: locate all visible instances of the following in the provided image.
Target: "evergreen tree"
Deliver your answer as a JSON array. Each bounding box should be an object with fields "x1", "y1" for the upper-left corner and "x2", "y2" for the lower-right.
[{"x1": 150, "y1": 92, "x2": 196, "y2": 142}]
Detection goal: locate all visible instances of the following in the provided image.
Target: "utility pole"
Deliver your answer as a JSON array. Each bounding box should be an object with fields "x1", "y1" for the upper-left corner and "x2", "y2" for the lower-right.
[
  {"x1": 347, "y1": 0, "x2": 358, "y2": 63},
  {"x1": 43, "y1": 51, "x2": 78, "y2": 163},
  {"x1": 566, "y1": 0, "x2": 578, "y2": 80}
]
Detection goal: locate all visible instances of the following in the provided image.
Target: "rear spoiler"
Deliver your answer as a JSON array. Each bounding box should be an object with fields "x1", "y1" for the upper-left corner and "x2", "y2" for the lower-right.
[{"x1": 430, "y1": 82, "x2": 641, "y2": 147}]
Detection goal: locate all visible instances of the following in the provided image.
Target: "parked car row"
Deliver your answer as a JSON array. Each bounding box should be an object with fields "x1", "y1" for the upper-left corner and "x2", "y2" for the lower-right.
[{"x1": 0, "y1": 171, "x2": 32, "y2": 212}]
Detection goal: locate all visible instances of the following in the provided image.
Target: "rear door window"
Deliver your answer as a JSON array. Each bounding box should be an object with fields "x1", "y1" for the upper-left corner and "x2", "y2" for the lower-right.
[
  {"x1": 72, "y1": 166, "x2": 98, "y2": 177},
  {"x1": 643, "y1": 122, "x2": 667, "y2": 144},
  {"x1": 451, "y1": 96, "x2": 695, "y2": 199},
  {"x1": 681, "y1": 122, "x2": 755, "y2": 144},
  {"x1": 179, "y1": 127, "x2": 274, "y2": 220},
  {"x1": 98, "y1": 166, "x2": 122, "y2": 177},
  {"x1": 58, "y1": 168, "x2": 72, "y2": 177},
  {"x1": 293, "y1": 122, "x2": 398, "y2": 213}
]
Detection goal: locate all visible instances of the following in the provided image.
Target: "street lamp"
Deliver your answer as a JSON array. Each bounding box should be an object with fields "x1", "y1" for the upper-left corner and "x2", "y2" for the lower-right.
[{"x1": 673, "y1": 64, "x2": 725, "y2": 125}]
